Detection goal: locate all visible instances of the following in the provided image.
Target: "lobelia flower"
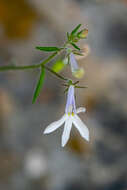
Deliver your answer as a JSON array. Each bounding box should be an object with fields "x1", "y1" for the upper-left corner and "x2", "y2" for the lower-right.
[
  {"x1": 70, "y1": 52, "x2": 84, "y2": 79},
  {"x1": 44, "y1": 85, "x2": 89, "y2": 147}
]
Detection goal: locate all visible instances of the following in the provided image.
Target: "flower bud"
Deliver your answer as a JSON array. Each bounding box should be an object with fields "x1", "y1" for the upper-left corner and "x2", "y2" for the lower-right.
[{"x1": 78, "y1": 29, "x2": 88, "y2": 39}]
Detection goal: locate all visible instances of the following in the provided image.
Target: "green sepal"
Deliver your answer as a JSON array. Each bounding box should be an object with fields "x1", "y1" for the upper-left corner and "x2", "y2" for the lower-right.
[
  {"x1": 71, "y1": 24, "x2": 82, "y2": 36},
  {"x1": 71, "y1": 43, "x2": 80, "y2": 50},
  {"x1": 73, "y1": 51, "x2": 84, "y2": 56},
  {"x1": 32, "y1": 66, "x2": 45, "y2": 103},
  {"x1": 36, "y1": 46, "x2": 61, "y2": 52},
  {"x1": 75, "y1": 85, "x2": 88, "y2": 89},
  {"x1": 64, "y1": 87, "x2": 69, "y2": 94}
]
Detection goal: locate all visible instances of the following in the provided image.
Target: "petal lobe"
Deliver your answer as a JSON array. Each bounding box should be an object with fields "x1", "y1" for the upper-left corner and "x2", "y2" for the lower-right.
[
  {"x1": 72, "y1": 114, "x2": 89, "y2": 141},
  {"x1": 44, "y1": 114, "x2": 67, "y2": 134}
]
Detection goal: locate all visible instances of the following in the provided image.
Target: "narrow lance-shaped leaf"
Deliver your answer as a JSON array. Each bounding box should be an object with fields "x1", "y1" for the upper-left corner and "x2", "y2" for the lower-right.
[
  {"x1": 36, "y1": 46, "x2": 61, "y2": 52},
  {"x1": 32, "y1": 67, "x2": 45, "y2": 103},
  {"x1": 71, "y1": 43, "x2": 80, "y2": 50},
  {"x1": 71, "y1": 24, "x2": 82, "y2": 36},
  {"x1": 73, "y1": 51, "x2": 84, "y2": 56}
]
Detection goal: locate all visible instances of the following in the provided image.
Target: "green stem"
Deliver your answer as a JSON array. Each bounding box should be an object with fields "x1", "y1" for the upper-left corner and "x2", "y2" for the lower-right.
[
  {"x1": 0, "y1": 52, "x2": 58, "y2": 71},
  {"x1": 0, "y1": 64, "x2": 39, "y2": 71},
  {"x1": 42, "y1": 65, "x2": 67, "y2": 81},
  {"x1": 39, "y1": 52, "x2": 58, "y2": 66},
  {"x1": 0, "y1": 51, "x2": 68, "y2": 81}
]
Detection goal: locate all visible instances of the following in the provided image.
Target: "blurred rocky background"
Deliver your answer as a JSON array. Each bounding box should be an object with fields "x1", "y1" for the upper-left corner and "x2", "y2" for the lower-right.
[{"x1": 0, "y1": 0, "x2": 127, "y2": 190}]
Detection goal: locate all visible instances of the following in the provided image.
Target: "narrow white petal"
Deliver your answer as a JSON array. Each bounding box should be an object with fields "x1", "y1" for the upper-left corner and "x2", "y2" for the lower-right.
[
  {"x1": 44, "y1": 114, "x2": 67, "y2": 134},
  {"x1": 72, "y1": 114, "x2": 89, "y2": 141},
  {"x1": 76, "y1": 107, "x2": 86, "y2": 114},
  {"x1": 61, "y1": 116, "x2": 72, "y2": 147}
]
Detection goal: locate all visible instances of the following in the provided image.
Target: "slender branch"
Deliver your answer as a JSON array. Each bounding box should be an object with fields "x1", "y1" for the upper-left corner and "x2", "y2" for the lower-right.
[
  {"x1": 42, "y1": 65, "x2": 67, "y2": 81},
  {"x1": 0, "y1": 52, "x2": 58, "y2": 71},
  {"x1": 0, "y1": 40, "x2": 71, "y2": 81},
  {"x1": 39, "y1": 52, "x2": 58, "y2": 66},
  {"x1": 0, "y1": 51, "x2": 68, "y2": 81},
  {"x1": 0, "y1": 64, "x2": 39, "y2": 71}
]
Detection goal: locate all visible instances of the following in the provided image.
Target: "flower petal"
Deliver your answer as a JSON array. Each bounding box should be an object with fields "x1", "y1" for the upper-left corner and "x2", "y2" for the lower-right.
[
  {"x1": 70, "y1": 53, "x2": 79, "y2": 72},
  {"x1": 65, "y1": 85, "x2": 76, "y2": 114},
  {"x1": 72, "y1": 114, "x2": 89, "y2": 141},
  {"x1": 76, "y1": 107, "x2": 86, "y2": 114},
  {"x1": 61, "y1": 116, "x2": 72, "y2": 147},
  {"x1": 44, "y1": 114, "x2": 67, "y2": 134}
]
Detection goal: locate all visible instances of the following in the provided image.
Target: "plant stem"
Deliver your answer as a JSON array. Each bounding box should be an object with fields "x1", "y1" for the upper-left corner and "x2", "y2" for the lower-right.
[
  {"x1": 0, "y1": 51, "x2": 67, "y2": 81},
  {"x1": 0, "y1": 64, "x2": 39, "y2": 71},
  {"x1": 42, "y1": 65, "x2": 67, "y2": 81},
  {"x1": 0, "y1": 40, "x2": 71, "y2": 81},
  {"x1": 0, "y1": 52, "x2": 58, "y2": 71},
  {"x1": 39, "y1": 52, "x2": 58, "y2": 65}
]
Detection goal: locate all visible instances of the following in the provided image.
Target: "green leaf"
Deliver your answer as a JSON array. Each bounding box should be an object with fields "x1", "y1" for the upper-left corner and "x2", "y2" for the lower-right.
[
  {"x1": 36, "y1": 46, "x2": 61, "y2": 52},
  {"x1": 71, "y1": 24, "x2": 82, "y2": 36},
  {"x1": 32, "y1": 67, "x2": 45, "y2": 103},
  {"x1": 71, "y1": 43, "x2": 80, "y2": 50}
]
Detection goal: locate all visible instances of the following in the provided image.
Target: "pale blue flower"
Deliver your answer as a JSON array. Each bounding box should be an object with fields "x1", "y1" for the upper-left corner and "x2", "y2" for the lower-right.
[
  {"x1": 44, "y1": 85, "x2": 89, "y2": 147},
  {"x1": 65, "y1": 85, "x2": 76, "y2": 114}
]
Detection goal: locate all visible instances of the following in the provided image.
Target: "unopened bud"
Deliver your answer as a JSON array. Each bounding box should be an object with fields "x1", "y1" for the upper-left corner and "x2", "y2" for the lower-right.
[{"x1": 78, "y1": 29, "x2": 88, "y2": 39}]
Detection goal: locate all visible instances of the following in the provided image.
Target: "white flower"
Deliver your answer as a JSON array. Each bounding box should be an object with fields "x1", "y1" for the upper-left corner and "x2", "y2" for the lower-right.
[{"x1": 44, "y1": 85, "x2": 89, "y2": 147}]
